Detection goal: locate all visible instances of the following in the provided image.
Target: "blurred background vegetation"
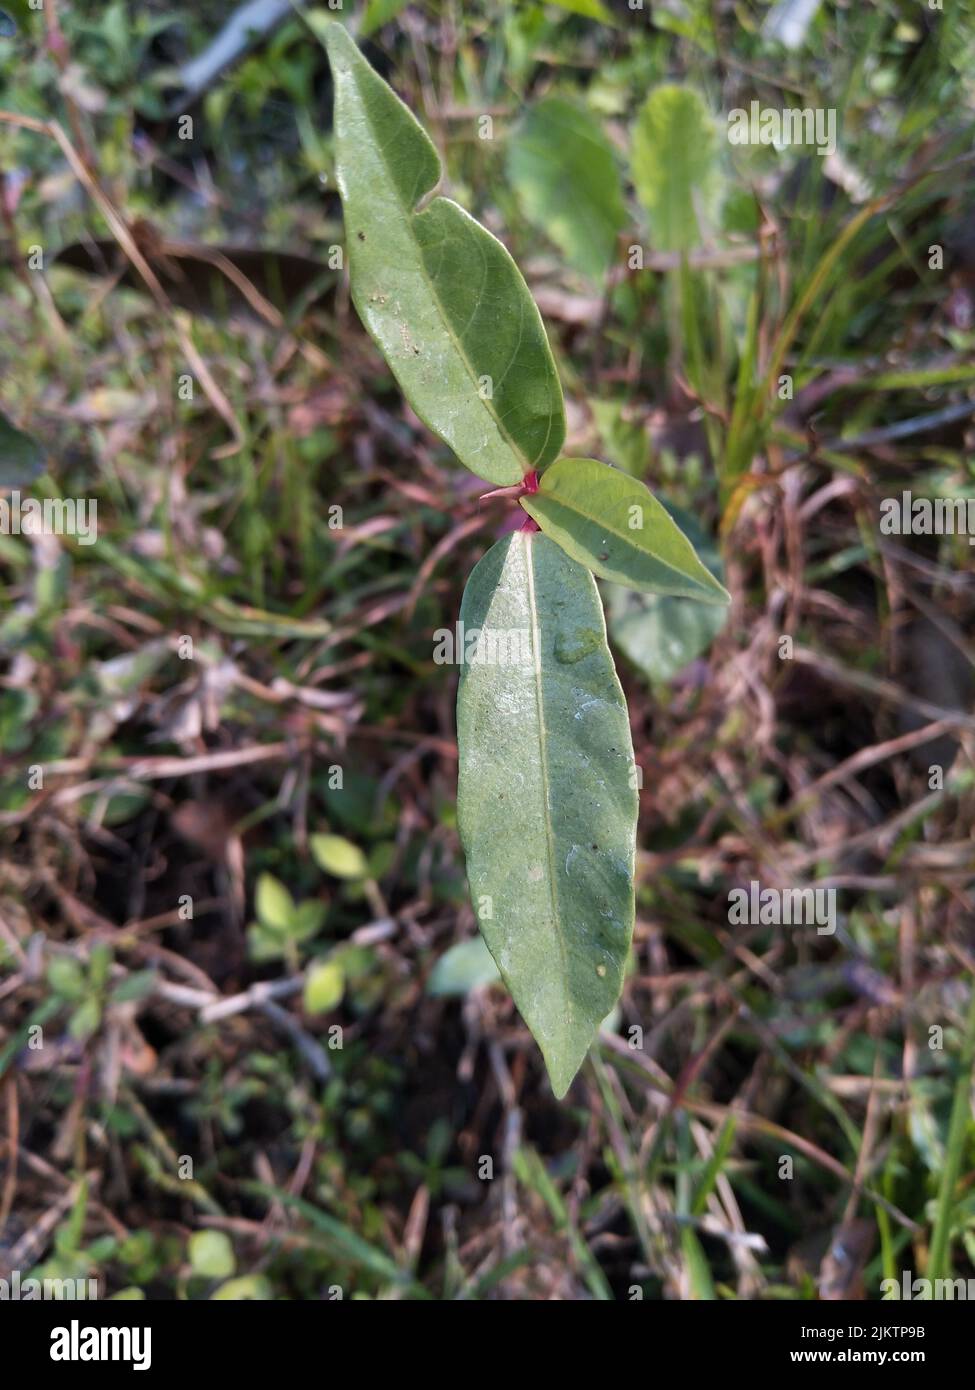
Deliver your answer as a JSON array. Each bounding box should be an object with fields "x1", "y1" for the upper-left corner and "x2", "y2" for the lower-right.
[{"x1": 1, "y1": 0, "x2": 974, "y2": 1300}]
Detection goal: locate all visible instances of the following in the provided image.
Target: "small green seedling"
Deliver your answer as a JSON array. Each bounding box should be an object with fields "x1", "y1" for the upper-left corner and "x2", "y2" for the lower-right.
[
  {"x1": 247, "y1": 871, "x2": 326, "y2": 967},
  {"x1": 47, "y1": 944, "x2": 155, "y2": 1040},
  {"x1": 321, "y1": 23, "x2": 728, "y2": 1096}
]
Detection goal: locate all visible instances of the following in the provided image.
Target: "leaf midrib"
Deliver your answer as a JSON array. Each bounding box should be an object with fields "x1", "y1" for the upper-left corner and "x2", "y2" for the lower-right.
[
  {"x1": 522, "y1": 534, "x2": 573, "y2": 1032},
  {"x1": 528, "y1": 490, "x2": 718, "y2": 595}
]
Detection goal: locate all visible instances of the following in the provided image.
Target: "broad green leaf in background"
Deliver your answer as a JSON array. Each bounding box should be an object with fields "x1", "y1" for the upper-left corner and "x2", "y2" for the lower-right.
[
  {"x1": 605, "y1": 503, "x2": 729, "y2": 683},
  {"x1": 456, "y1": 532, "x2": 637, "y2": 1097},
  {"x1": 507, "y1": 96, "x2": 626, "y2": 283},
  {"x1": 520, "y1": 457, "x2": 730, "y2": 602},
  {"x1": 631, "y1": 85, "x2": 717, "y2": 251},
  {"x1": 591, "y1": 398, "x2": 651, "y2": 478},
  {"x1": 427, "y1": 936, "x2": 502, "y2": 997},
  {"x1": 321, "y1": 22, "x2": 565, "y2": 487},
  {"x1": 0, "y1": 410, "x2": 45, "y2": 487}
]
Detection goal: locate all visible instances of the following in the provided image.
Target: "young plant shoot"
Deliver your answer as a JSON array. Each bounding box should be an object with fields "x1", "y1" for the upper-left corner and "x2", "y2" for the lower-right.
[{"x1": 322, "y1": 21, "x2": 728, "y2": 1096}]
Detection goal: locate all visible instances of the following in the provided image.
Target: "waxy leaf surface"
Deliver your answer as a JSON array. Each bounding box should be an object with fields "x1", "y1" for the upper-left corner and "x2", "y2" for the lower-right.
[
  {"x1": 323, "y1": 23, "x2": 565, "y2": 487},
  {"x1": 521, "y1": 457, "x2": 730, "y2": 602},
  {"x1": 456, "y1": 532, "x2": 637, "y2": 1096}
]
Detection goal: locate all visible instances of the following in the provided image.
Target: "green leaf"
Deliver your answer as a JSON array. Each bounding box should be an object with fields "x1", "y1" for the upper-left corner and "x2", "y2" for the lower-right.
[
  {"x1": 246, "y1": 922, "x2": 286, "y2": 963},
  {"x1": 605, "y1": 504, "x2": 729, "y2": 682},
  {"x1": 427, "y1": 936, "x2": 502, "y2": 997},
  {"x1": 545, "y1": 0, "x2": 617, "y2": 21},
  {"x1": 109, "y1": 969, "x2": 158, "y2": 1004},
  {"x1": 456, "y1": 532, "x2": 637, "y2": 1097},
  {"x1": 188, "y1": 1230, "x2": 236, "y2": 1280},
  {"x1": 89, "y1": 943, "x2": 112, "y2": 990},
  {"x1": 508, "y1": 96, "x2": 626, "y2": 283},
  {"x1": 255, "y1": 873, "x2": 294, "y2": 932},
  {"x1": 311, "y1": 833, "x2": 369, "y2": 880},
  {"x1": 47, "y1": 956, "x2": 86, "y2": 1001},
  {"x1": 367, "y1": 840, "x2": 396, "y2": 879},
  {"x1": 681, "y1": 1226, "x2": 717, "y2": 1300},
  {"x1": 513, "y1": 1146, "x2": 614, "y2": 1297},
  {"x1": 289, "y1": 899, "x2": 327, "y2": 942},
  {"x1": 321, "y1": 21, "x2": 565, "y2": 487},
  {"x1": 69, "y1": 996, "x2": 102, "y2": 1040},
  {"x1": 303, "y1": 958, "x2": 345, "y2": 1015},
  {"x1": 360, "y1": 0, "x2": 410, "y2": 39},
  {"x1": 0, "y1": 410, "x2": 45, "y2": 487},
  {"x1": 247, "y1": 1183, "x2": 421, "y2": 1290},
  {"x1": 590, "y1": 399, "x2": 651, "y2": 478},
  {"x1": 631, "y1": 86, "x2": 716, "y2": 251},
  {"x1": 520, "y1": 458, "x2": 730, "y2": 602},
  {"x1": 0, "y1": 0, "x2": 32, "y2": 35}
]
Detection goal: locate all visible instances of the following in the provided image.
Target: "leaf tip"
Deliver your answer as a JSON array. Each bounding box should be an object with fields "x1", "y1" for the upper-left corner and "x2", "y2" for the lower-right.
[
  {"x1": 699, "y1": 575, "x2": 732, "y2": 606},
  {"x1": 543, "y1": 1046, "x2": 586, "y2": 1100}
]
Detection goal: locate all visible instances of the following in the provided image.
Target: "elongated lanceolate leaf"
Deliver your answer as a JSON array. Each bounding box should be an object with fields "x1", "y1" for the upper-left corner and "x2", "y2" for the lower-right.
[
  {"x1": 507, "y1": 96, "x2": 626, "y2": 283},
  {"x1": 521, "y1": 457, "x2": 730, "y2": 602},
  {"x1": 456, "y1": 532, "x2": 637, "y2": 1096},
  {"x1": 322, "y1": 22, "x2": 565, "y2": 487}
]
